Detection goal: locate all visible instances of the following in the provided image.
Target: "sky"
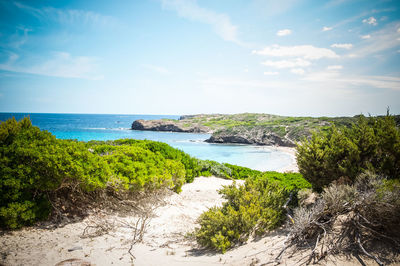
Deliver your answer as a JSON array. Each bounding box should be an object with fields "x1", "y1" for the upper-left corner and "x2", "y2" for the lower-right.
[{"x1": 0, "y1": 0, "x2": 399, "y2": 117}]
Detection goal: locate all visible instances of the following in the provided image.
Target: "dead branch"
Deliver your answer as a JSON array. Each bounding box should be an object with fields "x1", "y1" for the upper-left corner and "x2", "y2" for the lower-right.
[{"x1": 357, "y1": 234, "x2": 384, "y2": 266}]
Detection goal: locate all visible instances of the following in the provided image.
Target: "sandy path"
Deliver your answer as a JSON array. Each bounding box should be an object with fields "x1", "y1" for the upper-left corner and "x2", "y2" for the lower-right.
[
  {"x1": 1, "y1": 177, "x2": 249, "y2": 266},
  {"x1": 0, "y1": 176, "x2": 372, "y2": 266}
]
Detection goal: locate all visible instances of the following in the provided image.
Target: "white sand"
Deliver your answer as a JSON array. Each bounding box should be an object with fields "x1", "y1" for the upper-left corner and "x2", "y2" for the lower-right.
[
  {"x1": 0, "y1": 176, "x2": 373, "y2": 266},
  {"x1": 263, "y1": 145, "x2": 299, "y2": 173}
]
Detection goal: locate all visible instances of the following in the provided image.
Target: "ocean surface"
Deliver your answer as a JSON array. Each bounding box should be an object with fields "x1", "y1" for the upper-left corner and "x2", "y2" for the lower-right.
[{"x1": 0, "y1": 113, "x2": 294, "y2": 171}]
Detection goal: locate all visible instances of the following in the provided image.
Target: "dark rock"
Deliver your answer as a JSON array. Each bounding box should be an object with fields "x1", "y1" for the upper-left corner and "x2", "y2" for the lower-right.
[
  {"x1": 131, "y1": 119, "x2": 210, "y2": 133},
  {"x1": 206, "y1": 128, "x2": 295, "y2": 147},
  {"x1": 68, "y1": 246, "x2": 83, "y2": 252}
]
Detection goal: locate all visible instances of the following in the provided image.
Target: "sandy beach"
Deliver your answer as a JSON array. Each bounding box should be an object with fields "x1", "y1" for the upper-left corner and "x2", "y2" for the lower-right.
[
  {"x1": 1, "y1": 176, "x2": 377, "y2": 266},
  {"x1": 264, "y1": 145, "x2": 299, "y2": 173}
]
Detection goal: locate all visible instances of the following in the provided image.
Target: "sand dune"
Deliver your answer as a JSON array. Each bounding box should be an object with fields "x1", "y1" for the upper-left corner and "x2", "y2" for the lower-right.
[{"x1": 0, "y1": 176, "x2": 373, "y2": 266}]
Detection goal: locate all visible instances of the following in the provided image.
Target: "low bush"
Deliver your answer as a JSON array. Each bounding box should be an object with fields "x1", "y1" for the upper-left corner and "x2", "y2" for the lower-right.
[
  {"x1": 195, "y1": 174, "x2": 311, "y2": 253},
  {"x1": 288, "y1": 172, "x2": 400, "y2": 264}
]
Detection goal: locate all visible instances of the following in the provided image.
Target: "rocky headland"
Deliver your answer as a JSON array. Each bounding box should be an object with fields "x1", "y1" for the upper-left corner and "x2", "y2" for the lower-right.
[
  {"x1": 206, "y1": 126, "x2": 295, "y2": 146},
  {"x1": 131, "y1": 119, "x2": 211, "y2": 133},
  {"x1": 131, "y1": 113, "x2": 387, "y2": 147}
]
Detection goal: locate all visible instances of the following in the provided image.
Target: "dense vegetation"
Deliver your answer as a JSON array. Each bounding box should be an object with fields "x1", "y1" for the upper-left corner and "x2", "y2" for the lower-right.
[
  {"x1": 194, "y1": 173, "x2": 311, "y2": 252},
  {"x1": 0, "y1": 118, "x2": 194, "y2": 228},
  {"x1": 297, "y1": 113, "x2": 400, "y2": 191},
  {"x1": 181, "y1": 113, "x2": 354, "y2": 132},
  {"x1": 194, "y1": 112, "x2": 400, "y2": 256},
  {"x1": 0, "y1": 117, "x2": 309, "y2": 229},
  {"x1": 288, "y1": 113, "x2": 400, "y2": 264}
]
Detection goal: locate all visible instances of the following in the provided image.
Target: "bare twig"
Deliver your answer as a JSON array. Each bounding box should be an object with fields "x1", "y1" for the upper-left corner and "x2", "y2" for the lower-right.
[{"x1": 357, "y1": 234, "x2": 384, "y2": 266}]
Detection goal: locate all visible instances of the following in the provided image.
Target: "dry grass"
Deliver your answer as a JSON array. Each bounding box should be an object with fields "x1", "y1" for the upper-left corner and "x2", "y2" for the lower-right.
[{"x1": 275, "y1": 172, "x2": 400, "y2": 265}]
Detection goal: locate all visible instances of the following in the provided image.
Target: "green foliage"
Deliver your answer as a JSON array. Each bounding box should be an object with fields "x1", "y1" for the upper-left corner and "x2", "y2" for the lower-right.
[
  {"x1": 297, "y1": 113, "x2": 400, "y2": 191},
  {"x1": 89, "y1": 143, "x2": 186, "y2": 192},
  {"x1": 260, "y1": 171, "x2": 312, "y2": 191},
  {"x1": 0, "y1": 117, "x2": 111, "y2": 228},
  {"x1": 220, "y1": 164, "x2": 311, "y2": 192},
  {"x1": 110, "y1": 139, "x2": 201, "y2": 183},
  {"x1": 195, "y1": 174, "x2": 311, "y2": 252},
  {"x1": 195, "y1": 178, "x2": 290, "y2": 252},
  {"x1": 223, "y1": 163, "x2": 261, "y2": 179},
  {"x1": 0, "y1": 117, "x2": 311, "y2": 230},
  {"x1": 0, "y1": 118, "x2": 190, "y2": 228}
]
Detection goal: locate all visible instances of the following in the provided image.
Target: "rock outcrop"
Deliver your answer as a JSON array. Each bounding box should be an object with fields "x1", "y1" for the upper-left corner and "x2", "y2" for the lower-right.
[
  {"x1": 131, "y1": 119, "x2": 210, "y2": 133},
  {"x1": 206, "y1": 127, "x2": 295, "y2": 147}
]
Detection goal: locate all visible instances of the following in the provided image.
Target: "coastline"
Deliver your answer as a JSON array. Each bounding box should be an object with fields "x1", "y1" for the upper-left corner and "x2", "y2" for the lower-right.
[{"x1": 258, "y1": 145, "x2": 299, "y2": 173}]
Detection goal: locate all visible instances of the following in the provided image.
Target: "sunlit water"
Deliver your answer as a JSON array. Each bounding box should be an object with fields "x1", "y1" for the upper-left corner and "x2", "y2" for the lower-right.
[{"x1": 0, "y1": 113, "x2": 294, "y2": 171}]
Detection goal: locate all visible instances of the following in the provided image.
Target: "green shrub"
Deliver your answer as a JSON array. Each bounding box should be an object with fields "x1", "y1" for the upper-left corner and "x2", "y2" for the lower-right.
[
  {"x1": 0, "y1": 118, "x2": 189, "y2": 228},
  {"x1": 111, "y1": 139, "x2": 201, "y2": 183},
  {"x1": 260, "y1": 171, "x2": 311, "y2": 191},
  {"x1": 0, "y1": 117, "x2": 111, "y2": 228},
  {"x1": 297, "y1": 113, "x2": 400, "y2": 191},
  {"x1": 195, "y1": 174, "x2": 310, "y2": 253}
]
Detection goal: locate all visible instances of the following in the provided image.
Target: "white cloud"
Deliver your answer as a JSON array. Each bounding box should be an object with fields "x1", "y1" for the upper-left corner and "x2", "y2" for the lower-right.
[
  {"x1": 161, "y1": 0, "x2": 239, "y2": 44},
  {"x1": 362, "y1": 16, "x2": 377, "y2": 26},
  {"x1": 304, "y1": 71, "x2": 400, "y2": 91},
  {"x1": 322, "y1": 26, "x2": 333, "y2": 31},
  {"x1": 276, "y1": 29, "x2": 292, "y2": 36},
  {"x1": 0, "y1": 52, "x2": 102, "y2": 80},
  {"x1": 398, "y1": 28, "x2": 400, "y2": 33},
  {"x1": 13, "y1": 1, "x2": 116, "y2": 27},
  {"x1": 327, "y1": 65, "x2": 343, "y2": 70},
  {"x1": 291, "y1": 68, "x2": 305, "y2": 75},
  {"x1": 361, "y1": 34, "x2": 371, "y2": 39},
  {"x1": 143, "y1": 64, "x2": 169, "y2": 74},
  {"x1": 350, "y1": 22, "x2": 400, "y2": 57},
  {"x1": 252, "y1": 45, "x2": 338, "y2": 60},
  {"x1": 331, "y1": 43, "x2": 353, "y2": 49},
  {"x1": 8, "y1": 26, "x2": 32, "y2": 49},
  {"x1": 262, "y1": 58, "x2": 311, "y2": 69},
  {"x1": 263, "y1": 71, "x2": 279, "y2": 75}
]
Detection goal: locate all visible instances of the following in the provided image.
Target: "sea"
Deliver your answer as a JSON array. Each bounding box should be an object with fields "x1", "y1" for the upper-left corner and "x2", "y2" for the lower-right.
[{"x1": 0, "y1": 113, "x2": 294, "y2": 171}]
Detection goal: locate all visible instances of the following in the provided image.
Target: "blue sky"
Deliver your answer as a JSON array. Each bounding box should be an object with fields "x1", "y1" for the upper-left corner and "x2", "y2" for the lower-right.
[{"x1": 0, "y1": 0, "x2": 399, "y2": 116}]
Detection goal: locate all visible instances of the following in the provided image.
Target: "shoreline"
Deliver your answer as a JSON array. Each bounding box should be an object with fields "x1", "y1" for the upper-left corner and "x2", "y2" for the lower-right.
[
  {"x1": 271, "y1": 145, "x2": 299, "y2": 173},
  {"x1": 256, "y1": 145, "x2": 299, "y2": 173}
]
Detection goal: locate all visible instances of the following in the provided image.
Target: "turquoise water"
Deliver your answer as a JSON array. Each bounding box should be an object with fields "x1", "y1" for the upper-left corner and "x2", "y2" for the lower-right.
[{"x1": 0, "y1": 113, "x2": 293, "y2": 171}]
